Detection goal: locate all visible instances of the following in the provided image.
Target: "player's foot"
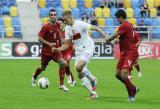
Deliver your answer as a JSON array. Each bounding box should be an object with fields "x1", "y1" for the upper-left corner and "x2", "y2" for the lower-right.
[
  {"x1": 90, "y1": 91, "x2": 99, "y2": 99},
  {"x1": 67, "y1": 75, "x2": 72, "y2": 84},
  {"x1": 91, "y1": 78, "x2": 97, "y2": 91},
  {"x1": 128, "y1": 75, "x2": 133, "y2": 79},
  {"x1": 31, "y1": 77, "x2": 36, "y2": 87},
  {"x1": 59, "y1": 85, "x2": 69, "y2": 91},
  {"x1": 128, "y1": 96, "x2": 135, "y2": 102},
  {"x1": 128, "y1": 87, "x2": 139, "y2": 102},
  {"x1": 137, "y1": 72, "x2": 142, "y2": 78},
  {"x1": 70, "y1": 81, "x2": 76, "y2": 86}
]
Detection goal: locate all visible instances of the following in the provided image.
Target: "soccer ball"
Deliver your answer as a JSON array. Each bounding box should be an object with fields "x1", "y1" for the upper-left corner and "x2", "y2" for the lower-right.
[{"x1": 38, "y1": 77, "x2": 49, "y2": 89}]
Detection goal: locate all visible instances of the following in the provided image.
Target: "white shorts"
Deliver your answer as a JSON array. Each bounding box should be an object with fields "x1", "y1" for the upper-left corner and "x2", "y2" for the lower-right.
[{"x1": 75, "y1": 48, "x2": 94, "y2": 67}]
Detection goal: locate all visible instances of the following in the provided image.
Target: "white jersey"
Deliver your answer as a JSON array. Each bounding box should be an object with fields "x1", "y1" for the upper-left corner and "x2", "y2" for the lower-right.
[{"x1": 65, "y1": 20, "x2": 95, "y2": 55}]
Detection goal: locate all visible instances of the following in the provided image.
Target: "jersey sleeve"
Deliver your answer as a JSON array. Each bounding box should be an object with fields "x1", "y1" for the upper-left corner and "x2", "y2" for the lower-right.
[
  {"x1": 65, "y1": 26, "x2": 72, "y2": 40},
  {"x1": 79, "y1": 20, "x2": 92, "y2": 30},
  {"x1": 38, "y1": 24, "x2": 47, "y2": 38},
  {"x1": 117, "y1": 23, "x2": 128, "y2": 35}
]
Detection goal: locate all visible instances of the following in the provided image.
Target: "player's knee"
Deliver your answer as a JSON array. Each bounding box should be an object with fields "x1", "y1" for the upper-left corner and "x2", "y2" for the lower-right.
[
  {"x1": 76, "y1": 65, "x2": 83, "y2": 72},
  {"x1": 115, "y1": 69, "x2": 121, "y2": 79},
  {"x1": 121, "y1": 69, "x2": 129, "y2": 79},
  {"x1": 78, "y1": 72, "x2": 84, "y2": 79},
  {"x1": 59, "y1": 61, "x2": 67, "y2": 68},
  {"x1": 115, "y1": 73, "x2": 121, "y2": 80}
]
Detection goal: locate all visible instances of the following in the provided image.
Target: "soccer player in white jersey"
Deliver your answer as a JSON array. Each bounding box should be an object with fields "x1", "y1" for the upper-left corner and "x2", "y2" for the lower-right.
[{"x1": 52, "y1": 10, "x2": 107, "y2": 99}]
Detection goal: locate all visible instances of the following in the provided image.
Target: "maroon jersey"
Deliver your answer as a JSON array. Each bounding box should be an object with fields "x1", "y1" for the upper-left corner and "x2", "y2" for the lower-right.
[
  {"x1": 133, "y1": 31, "x2": 141, "y2": 44},
  {"x1": 38, "y1": 22, "x2": 61, "y2": 56},
  {"x1": 60, "y1": 31, "x2": 73, "y2": 61},
  {"x1": 118, "y1": 21, "x2": 138, "y2": 52}
]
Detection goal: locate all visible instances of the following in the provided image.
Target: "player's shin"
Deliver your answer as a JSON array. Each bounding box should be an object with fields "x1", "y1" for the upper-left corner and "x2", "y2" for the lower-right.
[
  {"x1": 80, "y1": 75, "x2": 94, "y2": 94},
  {"x1": 82, "y1": 67, "x2": 96, "y2": 81},
  {"x1": 121, "y1": 69, "x2": 136, "y2": 97},
  {"x1": 59, "y1": 67, "x2": 66, "y2": 85},
  {"x1": 33, "y1": 67, "x2": 43, "y2": 79}
]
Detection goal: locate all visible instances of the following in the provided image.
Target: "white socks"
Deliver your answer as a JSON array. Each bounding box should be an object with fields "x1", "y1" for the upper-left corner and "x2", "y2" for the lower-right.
[
  {"x1": 82, "y1": 68, "x2": 95, "y2": 81},
  {"x1": 81, "y1": 77, "x2": 93, "y2": 94}
]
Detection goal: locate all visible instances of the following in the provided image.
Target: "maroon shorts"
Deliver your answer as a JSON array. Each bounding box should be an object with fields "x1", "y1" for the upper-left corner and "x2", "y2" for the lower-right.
[
  {"x1": 116, "y1": 50, "x2": 138, "y2": 72},
  {"x1": 62, "y1": 50, "x2": 73, "y2": 61},
  {"x1": 41, "y1": 52, "x2": 63, "y2": 67}
]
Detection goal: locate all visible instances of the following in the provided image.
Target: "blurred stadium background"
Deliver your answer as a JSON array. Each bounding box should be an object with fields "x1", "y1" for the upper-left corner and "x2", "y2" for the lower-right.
[
  {"x1": 0, "y1": 0, "x2": 160, "y2": 109},
  {"x1": 0, "y1": 0, "x2": 160, "y2": 59}
]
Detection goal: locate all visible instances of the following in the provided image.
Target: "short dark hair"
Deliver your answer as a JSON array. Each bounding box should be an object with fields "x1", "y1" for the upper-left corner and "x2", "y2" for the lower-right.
[
  {"x1": 49, "y1": 8, "x2": 56, "y2": 16},
  {"x1": 115, "y1": 9, "x2": 127, "y2": 19},
  {"x1": 62, "y1": 10, "x2": 72, "y2": 17},
  {"x1": 57, "y1": 18, "x2": 64, "y2": 23}
]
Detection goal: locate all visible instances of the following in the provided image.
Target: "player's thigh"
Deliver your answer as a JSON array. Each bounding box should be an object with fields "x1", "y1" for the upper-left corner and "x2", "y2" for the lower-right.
[
  {"x1": 41, "y1": 55, "x2": 52, "y2": 69},
  {"x1": 63, "y1": 51, "x2": 73, "y2": 61},
  {"x1": 122, "y1": 51, "x2": 138, "y2": 72},
  {"x1": 52, "y1": 52, "x2": 67, "y2": 67},
  {"x1": 116, "y1": 52, "x2": 126, "y2": 71}
]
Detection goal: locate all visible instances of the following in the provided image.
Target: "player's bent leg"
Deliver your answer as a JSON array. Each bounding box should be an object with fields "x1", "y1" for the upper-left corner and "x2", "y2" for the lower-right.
[
  {"x1": 76, "y1": 60, "x2": 98, "y2": 98},
  {"x1": 115, "y1": 69, "x2": 124, "y2": 83},
  {"x1": 65, "y1": 61, "x2": 76, "y2": 86},
  {"x1": 121, "y1": 69, "x2": 137, "y2": 102},
  {"x1": 32, "y1": 66, "x2": 46, "y2": 87},
  {"x1": 82, "y1": 67, "x2": 97, "y2": 91},
  {"x1": 57, "y1": 59, "x2": 69, "y2": 91},
  {"x1": 134, "y1": 63, "x2": 142, "y2": 77}
]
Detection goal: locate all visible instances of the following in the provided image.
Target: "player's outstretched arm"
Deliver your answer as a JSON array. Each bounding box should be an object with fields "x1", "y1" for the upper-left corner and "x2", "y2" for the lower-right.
[
  {"x1": 90, "y1": 25, "x2": 107, "y2": 38},
  {"x1": 38, "y1": 37, "x2": 55, "y2": 47},
  {"x1": 52, "y1": 39, "x2": 71, "y2": 52},
  {"x1": 106, "y1": 31, "x2": 120, "y2": 44}
]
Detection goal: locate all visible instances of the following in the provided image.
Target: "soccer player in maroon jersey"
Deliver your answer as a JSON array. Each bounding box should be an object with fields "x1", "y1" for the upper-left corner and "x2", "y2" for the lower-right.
[
  {"x1": 106, "y1": 9, "x2": 139, "y2": 102},
  {"x1": 113, "y1": 29, "x2": 142, "y2": 79},
  {"x1": 57, "y1": 18, "x2": 76, "y2": 87},
  {"x1": 31, "y1": 9, "x2": 67, "y2": 90}
]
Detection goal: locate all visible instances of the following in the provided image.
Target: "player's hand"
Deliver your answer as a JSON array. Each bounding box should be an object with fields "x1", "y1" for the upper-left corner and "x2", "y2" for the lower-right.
[
  {"x1": 52, "y1": 47, "x2": 58, "y2": 52},
  {"x1": 49, "y1": 43, "x2": 56, "y2": 47},
  {"x1": 106, "y1": 37, "x2": 111, "y2": 44},
  {"x1": 113, "y1": 38, "x2": 120, "y2": 45}
]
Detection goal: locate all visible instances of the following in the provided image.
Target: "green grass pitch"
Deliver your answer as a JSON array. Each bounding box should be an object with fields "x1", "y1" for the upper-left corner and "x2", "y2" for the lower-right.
[{"x1": 0, "y1": 59, "x2": 160, "y2": 109}]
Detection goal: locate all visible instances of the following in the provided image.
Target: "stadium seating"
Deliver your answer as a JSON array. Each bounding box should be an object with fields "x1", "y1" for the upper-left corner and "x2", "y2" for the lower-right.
[
  {"x1": 154, "y1": 0, "x2": 160, "y2": 7},
  {"x1": 126, "y1": 8, "x2": 134, "y2": 18},
  {"x1": 36, "y1": 0, "x2": 160, "y2": 39},
  {"x1": 134, "y1": 8, "x2": 141, "y2": 18},
  {"x1": 110, "y1": 8, "x2": 117, "y2": 17},
  {"x1": 4, "y1": 17, "x2": 12, "y2": 27},
  {"x1": 131, "y1": 0, "x2": 139, "y2": 8},
  {"x1": 38, "y1": 0, "x2": 46, "y2": 8},
  {"x1": 103, "y1": 7, "x2": 110, "y2": 18},
  {"x1": 97, "y1": 18, "x2": 105, "y2": 26},
  {"x1": 146, "y1": 0, "x2": 154, "y2": 8},
  {"x1": 10, "y1": 6, "x2": 18, "y2": 17},
  {"x1": 150, "y1": 8, "x2": 157, "y2": 17},
  {"x1": 69, "y1": 0, "x2": 77, "y2": 8},
  {"x1": 124, "y1": 0, "x2": 131, "y2": 8},
  {"x1": 105, "y1": 18, "x2": 114, "y2": 26},
  {"x1": 128, "y1": 17, "x2": 137, "y2": 26},
  {"x1": 5, "y1": 26, "x2": 14, "y2": 38},
  {"x1": 72, "y1": 8, "x2": 80, "y2": 18},
  {"x1": 95, "y1": 8, "x2": 103, "y2": 17},
  {"x1": 84, "y1": 0, "x2": 93, "y2": 8},
  {"x1": 91, "y1": 31, "x2": 100, "y2": 38},
  {"x1": 0, "y1": 0, "x2": 22, "y2": 39},
  {"x1": 144, "y1": 18, "x2": 152, "y2": 26},
  {"x1": 0, "y1": 26, "x2": 5, "y2": 38}
]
